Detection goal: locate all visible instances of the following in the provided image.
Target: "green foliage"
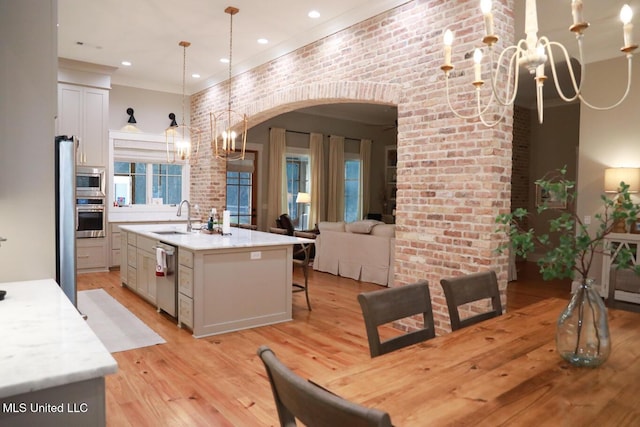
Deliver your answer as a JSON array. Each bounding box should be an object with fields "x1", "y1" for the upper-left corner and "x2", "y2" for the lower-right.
[{"x1": 496, "y1": 166, "x2": 640, "y2": 282}]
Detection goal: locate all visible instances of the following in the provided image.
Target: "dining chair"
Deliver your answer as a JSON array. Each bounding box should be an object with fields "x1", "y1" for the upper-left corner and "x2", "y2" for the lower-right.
[
  {"x1": 292, "y1": 231, "x2": 316, "y2": 310},
  {"x1": 269, "y1": 228, "x2": 314, "y2": 310},
  {"x1": 238, "y1": 223, "x2": 258, "y2": 230},
  {"x1": 439, "y1": 270, "x2": 503, "y2": 331},
  {"x1": 277, "y1": 213, "x2": 295, "y2": 235},
  {"x1": 608, "y1": 265, "x2": 640, "y2": 312},
  {"x1": 357, "y1": 280, "x2": 436, "y2": 358},
  {"x1": 269, "y1": 227, "x2": 289, "y2": 235},
  {"x1": 257, "y1": 346, "x2": 392, "y2": 427}
]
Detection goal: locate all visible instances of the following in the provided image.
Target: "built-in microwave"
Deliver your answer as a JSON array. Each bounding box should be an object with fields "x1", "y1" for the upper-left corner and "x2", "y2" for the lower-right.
[{"x1": 76, "y1": 166, "x2": 105, "y2": 197}]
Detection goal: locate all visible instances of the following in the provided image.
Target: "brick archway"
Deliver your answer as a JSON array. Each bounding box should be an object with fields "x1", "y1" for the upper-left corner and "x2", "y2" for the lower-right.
[
  {"x1": 190, "y1": 0, "x2": 514, "y2": 336},
  {"x1": 242, "y1": 81, "x2": 404, "y2": 128}
]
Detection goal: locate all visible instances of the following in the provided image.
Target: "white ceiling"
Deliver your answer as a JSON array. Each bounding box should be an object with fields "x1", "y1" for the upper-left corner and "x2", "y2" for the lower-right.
[
  {"x1": 58, "y1": 0, "x2": 411, "y2": 94},
  {"x1": 58, "y1": 1, "x2": 640, "y2": 119}
]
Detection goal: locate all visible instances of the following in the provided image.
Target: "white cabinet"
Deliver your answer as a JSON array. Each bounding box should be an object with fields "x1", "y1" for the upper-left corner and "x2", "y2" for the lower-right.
[
  {"x1": 76, "y1": 238, "x2": 108, "y2": 273},
  {"x1": 111, "y1": 223, "x2": 121, "y2": 268},
  {"x1": 119, "y1": 231, "x2": 128, "y2": 284},
  {"x1": 120, "y1": 231, "x2": 157, "y2": 304},
  {"x1": 178, "y1": 249, "x2": 194, "y2": 329},
  {"x1": 136, "y1": 248, "x2": 157, "y2": 304},
  {"x1": 601, "y1": 233, "x2": 640, "y2": 300},
  {"x1": 57, "y1": 83, "x2": 108, "y2": 167}
]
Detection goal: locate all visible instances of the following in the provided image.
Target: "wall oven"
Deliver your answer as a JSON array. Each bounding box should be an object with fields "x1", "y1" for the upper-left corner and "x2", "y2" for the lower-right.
[
  {"x1": 76, "y1": 197, "x2": 105, "y2": 238},
  {"x1": 76, "y1": 166, "x2": 105, "y2": 197}
]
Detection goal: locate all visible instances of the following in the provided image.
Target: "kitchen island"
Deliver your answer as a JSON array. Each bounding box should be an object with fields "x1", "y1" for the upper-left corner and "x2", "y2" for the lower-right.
[
  {"x1": 0, "y1": 279, "x2": 117, "y2": 427},
  {"x1": 119, "y1": 224, "x2": 311, "y2": 338}
]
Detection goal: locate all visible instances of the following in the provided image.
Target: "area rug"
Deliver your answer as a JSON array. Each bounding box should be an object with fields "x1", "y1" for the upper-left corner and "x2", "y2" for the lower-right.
[{"x1": 77, "y1": 289, "x2": 166, "y2": 353}]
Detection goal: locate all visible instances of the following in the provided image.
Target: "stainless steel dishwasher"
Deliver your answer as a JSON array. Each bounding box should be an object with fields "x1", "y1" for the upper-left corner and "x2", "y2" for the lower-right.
[{"x1": 154, "y1": 242, "x2": 177, "y2": 317}]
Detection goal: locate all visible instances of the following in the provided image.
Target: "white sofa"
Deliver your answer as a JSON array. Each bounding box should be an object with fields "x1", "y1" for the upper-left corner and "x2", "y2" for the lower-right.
[{"x1": 313, "y1": 220, "x2": 395, "y2": 286}]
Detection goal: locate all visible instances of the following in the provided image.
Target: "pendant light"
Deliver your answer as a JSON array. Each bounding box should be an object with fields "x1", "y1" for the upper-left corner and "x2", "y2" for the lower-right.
[
  {"x1": 166, "y1": 41, "x2": 201, "y2": 163},
  {"x1": 211, "y1": 6, "x2": 248, "y2": 161}
]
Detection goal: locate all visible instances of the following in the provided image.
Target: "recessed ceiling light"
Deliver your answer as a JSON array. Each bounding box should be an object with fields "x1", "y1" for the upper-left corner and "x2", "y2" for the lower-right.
[
  {"x1": 192, "y1": 73, "x2": 201, "y2": 78},
  {"x1": 121, "y1": 60, "x2": 132, "y2": 66},
  {"x1": 308, "y1": 10, "x2": 320, "y2": 19},
  {"x1": 220, "y1": 58, "x2": 230, "y2": 64},
  {"x1": 257, "y1": 38, "x2": 269, "y2": 45}
]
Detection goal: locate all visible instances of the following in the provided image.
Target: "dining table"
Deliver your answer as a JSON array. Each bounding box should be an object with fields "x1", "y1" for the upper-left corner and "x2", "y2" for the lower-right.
[{"x1": 312, "y1": 298, "x2": 640, "y2": 426}]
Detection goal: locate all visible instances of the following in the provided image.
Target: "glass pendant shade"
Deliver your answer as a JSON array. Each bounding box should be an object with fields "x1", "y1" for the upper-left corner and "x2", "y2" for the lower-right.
[
  {"x1": 166, "y1": 124, "x2": 199, "y2": 162},
  {"x1": 166, "y1": 41, "x2": 201, "y2": 163},
  {"x1": 211, "y1": 108, "x2": 247, "y2": 161},
  {"x1": 211, "y1": 6, "x2": 247, "y2": 161}
]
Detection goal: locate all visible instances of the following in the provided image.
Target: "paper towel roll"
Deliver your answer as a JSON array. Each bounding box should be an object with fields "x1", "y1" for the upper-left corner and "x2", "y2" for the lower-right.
[{"x1": 222, "y1": 210, "x2": 231, "y2": 235}]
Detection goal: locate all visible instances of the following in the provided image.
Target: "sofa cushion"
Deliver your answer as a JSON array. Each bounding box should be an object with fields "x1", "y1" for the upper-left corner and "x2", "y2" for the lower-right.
[
  {"x1": 318, "y1": 221, "x2": 346, "y2": 232},
  {"x1": 345, "y1": 219, "x2": 384, "y2": 234},
  {"x1": 370, "y1": 223, "x2": 395, "y2": 238}
]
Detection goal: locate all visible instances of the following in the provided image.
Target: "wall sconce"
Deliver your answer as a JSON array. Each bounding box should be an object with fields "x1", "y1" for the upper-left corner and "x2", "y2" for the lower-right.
[
  {"x1": 126, "y1": 107, "x2": 137, "y2": 124},
  {"x1": 604, "y1": 167, "x2": 640, "y2": 232},
  {"x1": 168, "y1": 113, "x2": 178, "y2": 128},
  {"x1": 122, "y1": 107, "x2": 140, "y2": 132}
]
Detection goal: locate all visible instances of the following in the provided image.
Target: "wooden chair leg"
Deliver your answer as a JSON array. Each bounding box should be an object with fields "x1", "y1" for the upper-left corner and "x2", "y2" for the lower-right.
[
  {"x1": 293, "y1": 266, "x2": 311, "y2": 310},
  {"x1": 303, "y1": 265, "x2": 311, "y2": 311}
]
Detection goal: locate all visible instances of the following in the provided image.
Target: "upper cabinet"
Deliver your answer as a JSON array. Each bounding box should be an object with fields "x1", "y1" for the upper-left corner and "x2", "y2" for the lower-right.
[{"x1": 57, "y1": 83, "x2": 109, "y2": 167}]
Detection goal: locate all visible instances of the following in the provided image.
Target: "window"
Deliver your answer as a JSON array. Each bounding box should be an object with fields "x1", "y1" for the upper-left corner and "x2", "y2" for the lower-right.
[
  {"x1": 152, "y1": 164, "x2": 183, "y2": 205},
  {"x1": 114, "y1": 161, "x2": 183, "y2": 205},
  {"x1": 286, "y1": 153, "x2": 310, "y2": 228},
  {"x1": 227, "y1": 171, "x2": 252, "y2": 224},
  {"x1": 344, "y1": 158, "x2": 361, "y2": 222},
  {"x1": 110, "y1": 132, "x2": 190, "y2": 209}
]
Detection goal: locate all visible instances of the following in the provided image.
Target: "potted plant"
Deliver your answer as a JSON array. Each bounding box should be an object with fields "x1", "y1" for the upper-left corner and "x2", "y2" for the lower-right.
[{"x1": 496, "y1": 166, "x2": 640, "y2": 367}]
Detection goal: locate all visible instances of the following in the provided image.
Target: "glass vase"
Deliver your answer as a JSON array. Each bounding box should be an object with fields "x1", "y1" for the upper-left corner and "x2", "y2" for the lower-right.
[{"x1": 556, "y1": 278, "x2": 610, "y2": 367}]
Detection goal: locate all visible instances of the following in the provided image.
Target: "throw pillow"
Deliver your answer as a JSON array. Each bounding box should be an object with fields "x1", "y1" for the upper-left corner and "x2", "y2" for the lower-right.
[
  {"x1": 370, "y1": 223, "x2": 395, "y2": 238},
  {"x1": 318, "y1": 221, "x2": 346, "y2": 232},
  {"x1": 345, "y1": 219, "x2": 384, "y2": 234}
]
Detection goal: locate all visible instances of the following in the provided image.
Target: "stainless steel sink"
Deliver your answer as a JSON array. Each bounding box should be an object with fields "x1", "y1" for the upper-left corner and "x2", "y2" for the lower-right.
[{"x1": 152, "y1": 230, "x2": 186, "y2": 235}]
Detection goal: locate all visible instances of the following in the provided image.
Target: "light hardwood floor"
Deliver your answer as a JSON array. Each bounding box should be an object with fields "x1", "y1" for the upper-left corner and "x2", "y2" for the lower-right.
[{"x1": 77, "y1": 262, "x2": 570, "y2": 427}]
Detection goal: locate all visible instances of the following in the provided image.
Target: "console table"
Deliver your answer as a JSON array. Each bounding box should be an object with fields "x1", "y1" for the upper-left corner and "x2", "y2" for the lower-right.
[{"x1": 601, "y1": 232, "x2": 640, "y2": 303}]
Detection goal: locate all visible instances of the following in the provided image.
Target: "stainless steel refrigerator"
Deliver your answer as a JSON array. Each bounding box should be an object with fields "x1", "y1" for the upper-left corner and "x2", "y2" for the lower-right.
[{"x1": 55, "y1": 135, "x2": 77, "y2": 306}]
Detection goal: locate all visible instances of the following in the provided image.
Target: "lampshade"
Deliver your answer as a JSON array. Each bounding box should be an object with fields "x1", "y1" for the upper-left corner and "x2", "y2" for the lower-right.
[
  {"x1": 296, "y1": 192, "x2": 311, "y2": 204},
  {"x1": 604, "y1": 168, "x2": 640, "y2": 193}
]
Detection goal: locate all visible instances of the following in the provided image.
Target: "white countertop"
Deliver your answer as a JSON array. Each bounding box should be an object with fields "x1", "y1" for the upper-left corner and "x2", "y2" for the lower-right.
[
  {"x1": 119, "y1": 224, "x2": 313, "y2": 251},
  {"x1": 0, "y1": 279, "x2": 118, "y2": 399}
]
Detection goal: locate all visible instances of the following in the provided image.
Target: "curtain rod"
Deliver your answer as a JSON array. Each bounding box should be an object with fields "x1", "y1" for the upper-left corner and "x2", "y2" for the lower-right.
[{"x1": 270, "y1": 127, "x2": 370, "y2": 142}]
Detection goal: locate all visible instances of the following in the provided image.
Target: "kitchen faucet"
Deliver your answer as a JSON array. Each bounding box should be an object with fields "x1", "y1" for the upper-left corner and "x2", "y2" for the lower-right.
[{"x1": 177, "y1": 200, "x2": 192, "y2": 232}]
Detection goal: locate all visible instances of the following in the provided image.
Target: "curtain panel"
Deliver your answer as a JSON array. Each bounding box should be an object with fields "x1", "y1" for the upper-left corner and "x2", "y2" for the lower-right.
[
  {"x1": 359, "y1": 139, "x2": 372, "y2": 219},
  {"x1": 267, "y1": 128, "x2": 287, "y2": 228},
  {"x1": 309, "y1": 132, "x2": 324, "y2": 227},
  {"x1": 327, "y1": 135, "x2": 345, "y2": 222}
]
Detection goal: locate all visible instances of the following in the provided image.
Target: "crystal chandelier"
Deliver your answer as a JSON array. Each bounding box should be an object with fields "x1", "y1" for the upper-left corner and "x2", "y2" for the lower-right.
[
  {"x1": 166, "y1": 41, "x2": 201, "y2": 163},
  {"x1": 211, "y1": 6, "x2": 248, "y2": 161},
  {"x1": 441, "y1": 1, "x2": 638, "y2": 127}
]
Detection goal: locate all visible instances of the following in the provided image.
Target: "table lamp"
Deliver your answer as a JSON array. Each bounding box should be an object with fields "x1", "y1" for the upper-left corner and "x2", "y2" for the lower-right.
[
  {"x1": 604, "y1": 167, "x2": 640, "y2": 232},
  {"x1": 296, "y1": 192, "x2": 311, "y2": 229}
]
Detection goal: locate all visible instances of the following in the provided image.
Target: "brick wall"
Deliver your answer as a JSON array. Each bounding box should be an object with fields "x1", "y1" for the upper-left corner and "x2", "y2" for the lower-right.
[
  {"x1": 512, "y1": 105, "x2": 531, "y2": 227},
  {"x1": 190, "y1": 0, "x2": 515, "y2": 335}
]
